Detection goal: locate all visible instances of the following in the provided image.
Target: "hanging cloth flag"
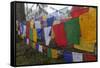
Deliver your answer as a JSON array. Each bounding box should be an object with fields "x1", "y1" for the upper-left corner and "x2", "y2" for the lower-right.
[
  {"x1": 63, "y1": 51, "x2": 73, "y2": 62},
  {"x1": 26, "y1": 38, "x2": 29, "y2": 45},
  {"x1": 20, "y1": 22, "x2": 24, "y2": 39},
  {"x1": 30, "y1": 19, "x2": 34, "y2": 29},
  {"x1": 74, "y1": 38, "x2": 95, "y2": 52},
  {"x1": 34, "y1": 20, "x2": 41, "y2": 29},
  {"x1": 42, "y1": 15, "x2": 47, "y2": 21},
  {"x1": 36, "y1": 29, "x2": 43, "y2": 40},
  {"x1": 38, "y1": 45, "x2": 43, "y2": 53},
  {"x1": 36, "y1": 27, "x2": 45, "y2": 43},
  {"x1": 64, "y1": 18, "x2": 80, "y2": 45},
  {"x1": 19, "y1": 23, "x2": 22, "y2": 35},
  {"x1": 71, "y1": 6, "x2": 89, "y2": 18},
  {"x1": 20, "y1": 23, "x2": 23, "y2": 35},
  {"x1": 41, "y1": 16, "x2": 47, "y2": 27},
  {"x1": 47, "y1": 47, "x2": 51, "y2": 58},
  {"x1": 47, "y1": 16, "x2": 55, "y2": 26},
  {"x1": 18, "y1": 21, "x2": 20, "y2": 35},
  {"x1": 72, "y1": 52, "x2": 83, "y2": 62},
  {"x1": 79, "y1": 7, "x2": 96, "y2": 44},
  {"x1": 30, "y1": 28, "x2": 33, "y2": 40},
  {"x1": 36, "y1": 43, "x2": 39, "y2": 50},
  {"x1": 44, "y1": 26, "x2": 51, "y2": 46},
  {"x1": 22, "y1": 25, "x2": 26, "y2": 38},
  {"x1": 83, "y1": 53, "x2": 96, "y2": 62},
  {"x1": 51, "y1": 48, "x2": 58, "y2": 59},
  {"x1": 53, "y1": 23, "x2": 67, "y2": 48},
  {"x1": 41, "y1": 20, "x2": 47, "y2": 27},
  {"x1": 20, "y1": 21, "x2": 26, "y2": 37},
  {"x1": 33, "y1": 28, "x2": 37, "y2": 46},
  {"x1": 26, "y1": 21, "x2": 30, "y2": 39}
]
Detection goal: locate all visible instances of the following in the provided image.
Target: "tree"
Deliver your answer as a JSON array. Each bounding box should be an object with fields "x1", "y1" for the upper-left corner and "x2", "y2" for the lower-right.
[{"x1": 16, "y1": 3, "x2": 26, "y2": 21}]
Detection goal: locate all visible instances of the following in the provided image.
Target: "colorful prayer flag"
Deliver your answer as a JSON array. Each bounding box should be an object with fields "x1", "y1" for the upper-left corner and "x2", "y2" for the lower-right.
[
  {"x1": 83, "y1": 53, "x2": 96, "y2": 62},
  {"x1": 74, "y1": 38, "x2": 95, "y2": 52},
  {"x1": 79, "y1": 7, "x2": 96, "y2": 44},
  {"x1": 51, "y1": 48, "x2": 58, "y2": 59},
  {"x1": 72, "y1": 52, "x2": 83, "y2": 62},
  {"x1": 44, "y1": 26, "x2": 51, "y2": 46},
  {"x1": 71, "y1": 6, "x2": 89, "y2": 18},
  {"x1": 53, "y1": 23, "x2": 67, "y2": 48},
  {"x1": 47, "y1": 48, "x2": 51, "y2": 58},
  {"x1": 63, "y1": 51, "x2": 73, "y2": 62},
  {"x1": 64, "y1": 18, "x2": 80, "y2": 45},
  {"x1": 39, "y1": 45, "x2": 43, "y2": 53}
]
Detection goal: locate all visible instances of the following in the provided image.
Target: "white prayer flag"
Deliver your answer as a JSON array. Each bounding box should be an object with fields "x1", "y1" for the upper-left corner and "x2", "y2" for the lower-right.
[
  {"x1": 44, "y1": 26, "x2": 51, "y2": 46},
  {"x1": 72, "y1": 52, "x2": 83, "y2": 62},
  {"x1": 34, "y1": 21, "x2": 41, "y2": 29},
  {"x1": 38, "y1": 45, "x2": 43, "y2": 53}
]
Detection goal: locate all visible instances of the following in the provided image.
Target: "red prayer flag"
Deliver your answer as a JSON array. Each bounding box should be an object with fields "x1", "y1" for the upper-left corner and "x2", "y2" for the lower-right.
[
  {"x1": 83, "y1": 53, "x2": 96, "y2": 61},
  {"x1": 71, "y1": 6, "x2": 89, "y2": 18},
  {"x1": 26, "y1": 21, "x2": 30, "y2": 39},
  {"x1": 53, "y1": 23, "x2": 67, "y2": 48}
]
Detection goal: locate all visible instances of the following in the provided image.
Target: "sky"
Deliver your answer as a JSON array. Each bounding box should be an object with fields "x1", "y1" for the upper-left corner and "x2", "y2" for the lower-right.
[{"x1": 24, "y1": 3, "x2": 72, "y2": 15}]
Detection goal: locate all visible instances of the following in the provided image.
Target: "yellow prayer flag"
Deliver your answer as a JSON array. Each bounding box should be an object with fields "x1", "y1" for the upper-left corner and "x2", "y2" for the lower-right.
[
  {"x1": 33, "y1": 28, "x2": 37, "y2": 43},
  {"x1": 30, "y1": 19, "x2": 34, "y2": 29},
  {"x1": 51, "y1": 49, "x2": 58, "y2": 59},
  {"x1": 42, "y1": 15, "x2": 47, "y2": 21},
  {"x1": 74, "y1": 38, "x2": 95, "y2": 52},
  {"x1": 79, "y1": 7, "x2": 96, "y2": 44}
]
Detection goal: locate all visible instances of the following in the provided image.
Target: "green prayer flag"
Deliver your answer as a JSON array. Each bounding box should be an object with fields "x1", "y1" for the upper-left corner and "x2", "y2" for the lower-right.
[
  {"x1": 47, "y1": 48, "x2": 51, "y2": 58},
  {"x1": 64, "y1": 18, "x2": 80, "y2": 45},
  {"x1": 30, "y1": 28, "x2": 33, "y2": 40}
]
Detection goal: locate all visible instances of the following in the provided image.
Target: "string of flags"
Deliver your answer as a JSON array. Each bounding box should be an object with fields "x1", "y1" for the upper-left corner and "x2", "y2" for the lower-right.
[
  {"x1": 16, "y1": 7, "x2": 97, "y2": 62},
  {"x1": 18, "y1": 36, "x2": 97, "y2": 62}
]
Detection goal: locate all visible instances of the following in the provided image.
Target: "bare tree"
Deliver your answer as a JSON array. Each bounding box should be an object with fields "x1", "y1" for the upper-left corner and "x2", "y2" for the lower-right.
[{"x1": 16, "y1": 3, "x2": 26, "y2": 21}]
